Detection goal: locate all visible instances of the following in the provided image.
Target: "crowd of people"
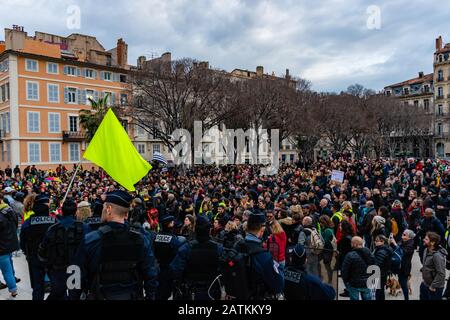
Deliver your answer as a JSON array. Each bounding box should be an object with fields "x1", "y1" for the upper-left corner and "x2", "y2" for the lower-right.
[{"x1": 0, "y1": 157, "x2": 449, "y2": 300}]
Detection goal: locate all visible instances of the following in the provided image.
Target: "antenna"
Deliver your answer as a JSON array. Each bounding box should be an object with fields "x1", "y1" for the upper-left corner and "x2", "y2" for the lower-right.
[{"x1": 147, "y1": 51, "x2": 159, "y2": 60}]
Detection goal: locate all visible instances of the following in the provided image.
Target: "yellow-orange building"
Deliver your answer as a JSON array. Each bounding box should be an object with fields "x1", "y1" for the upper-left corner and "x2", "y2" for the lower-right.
[{"x1": 0, "y1": 26, "x2": 130, "y2": 169}]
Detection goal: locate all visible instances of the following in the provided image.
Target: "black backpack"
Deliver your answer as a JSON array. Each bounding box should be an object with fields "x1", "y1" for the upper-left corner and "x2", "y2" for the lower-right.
[
  {"x1": 46, "y1": 221, "x2": 84, "y2": 270},
  {"x1": 218, "y1": 241, "x2": 265, "y2": 299}
]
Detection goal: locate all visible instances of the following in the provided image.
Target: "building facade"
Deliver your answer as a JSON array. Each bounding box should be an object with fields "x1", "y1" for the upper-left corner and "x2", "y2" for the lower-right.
[
  {"x1": 0, "y1": 26, "x2": 130, "y2": 169},
  {"x1": 384, "y1": 72, "x2": 434, "y2": 157},
  {"x1": 434, "y1": 36, "x2": 450, "y2": 158}
]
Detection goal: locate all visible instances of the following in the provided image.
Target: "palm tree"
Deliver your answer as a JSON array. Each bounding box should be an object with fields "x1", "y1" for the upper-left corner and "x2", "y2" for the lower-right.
[{"x1": 79, "y1": 93, "x2": 111, "y2": 142}]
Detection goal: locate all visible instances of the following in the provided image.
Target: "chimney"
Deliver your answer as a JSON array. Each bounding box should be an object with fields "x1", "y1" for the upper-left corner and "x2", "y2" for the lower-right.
[
  {"x1": 137, "y1": 56, "x2": 146, "y2": 69},
  {"x1": 436, "y1": 36, "x2": 443, "y2": 51},
  {"x1": 116, "y1": 38, "x2": 128, "y2": 68},
  {"x1": 256, "y1": 66, "x2": 264, "y2": 77},
  {"x1": 418, "y1": 71, "x2": 424, "y2": 78}
]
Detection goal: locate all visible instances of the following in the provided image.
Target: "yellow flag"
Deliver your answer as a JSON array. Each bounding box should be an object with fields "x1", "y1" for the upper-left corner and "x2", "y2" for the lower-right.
[{"x1": 83, "y1": 109, "x2": 152, "y2": 191}]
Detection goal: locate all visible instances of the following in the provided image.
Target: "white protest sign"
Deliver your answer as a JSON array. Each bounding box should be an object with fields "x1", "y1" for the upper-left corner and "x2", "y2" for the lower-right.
[{"x1": 331, "y1": 170, "x2": 345, "y2": 183}]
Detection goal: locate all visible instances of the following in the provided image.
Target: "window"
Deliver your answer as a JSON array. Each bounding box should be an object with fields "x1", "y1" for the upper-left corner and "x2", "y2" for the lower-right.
[
  {"x1": 282, "y1": 155, "x2": 286, "y2": 162},
  {"x1": 120, "y1": 74, "x2": 127, "y2": 83},
  {"x1": 6, "y1": 142, "x2": 10, "y2": 162},
  {"x1": 64, "y1": 66, "x2": 79, "y2": 76},
  {"x1": 26, "y1": 59, "x2": 38, "y2": 72},
  {"x1": 120, "y1": 119, "x2": 128, "y2": 132},
  {"x1": 438, "y1": 70, "x2": 444, "y2": 81},
  {"x1": 424, "y1": 85, "x2": 430, "y2": 93},
  {"x1": 0, "y1": 83, "x2": 8, "y2": 102},
  {"x1": 28, "y1": 143, "x2": 40, "y2": 163},
  {"x1": 66, "y1": 87, "x2": 77, "y2": 104},
  {"x1": 27, "y1": 111, "x2": 40, "y2": 132},
  {"x1": 290, "y1": 154, "x2": 295, "y2": 163},
  {"x1": 47, "y1": 84, "x2": 59, "y2": 103},
  {"x1": 48, "y1": 113, "x2": 60, "y2": 133},
  {"x1": 439, "y1": 55, "x2": 443, "y2": 63},
  {"x1": 102, "y1": 71, "x2": 112, "y2": 81},
  {"x1": 6, "y1": 112, "x2": 10, "y2": 133},
  {"x1": 424, "y1": 99, "x2": 430, "y2": 112},
  {"x1": 385, "y1": 90, "x2": 391, "y2": 96},
  {"x1": 120, "y1": 93, "x2": 128, "y2": 105},
  {"x1": 84, "y1": 69, "x2": 95, "y2": 79},
  {"x1": 414, "y1": 100, "x2": 419, "y2": 108},
  {"x1": 153, "y1": 144, "x2": 161, "y2": 154},
  {"x1": 438, "y1": 123, "x2": 443, "y2": 135},
  {"x1": 26, "y1": 81, "x2": 39, "y2": 101},
  {"x1": 69, "y1": 143, "x2": 80, "y2": 162},
  {"x1": 136, "y1": 125, "x2": 146, "y2": 136},
  {"x1": 438, "y1": 87, "x2": 444, "y2": 97},
  {"x1": 49, "y1": 143, "x2": 61, "y2": 162},
  {"x1": 138, "y1": 144, "x2": 146, "y2": 154},
  {"x1": 85, "y1": 89, "x2": 95, "y2": 105},
  {"x1": 403, "y1": 88, "x2": 409, "y2": 95},
  {"x1": 69, "y1": 116, "x2": 78, "y2": 132},
  {"x1": 47, "y1": 62, "x2": 58, "y2": 74},
  {"x1": 438, "y1": 105, "x2": 443, "y2": 115}
]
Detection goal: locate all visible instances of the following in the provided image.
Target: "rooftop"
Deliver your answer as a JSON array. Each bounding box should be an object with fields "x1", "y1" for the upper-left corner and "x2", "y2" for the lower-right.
[{"x1": 385, "y1": 73, "x2": 433, "y2": 88}]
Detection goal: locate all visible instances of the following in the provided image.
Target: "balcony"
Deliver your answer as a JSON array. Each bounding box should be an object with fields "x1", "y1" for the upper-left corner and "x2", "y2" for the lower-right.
[
  {"x1": 62, "y1": 131, "x2": 86, "y2": 142},
  {"x1": 437, "y1": 77, "x2": 444, "y2": 82},
  {"x1": 435, "y1": 132, "x2": 450, "y2": 139},
  {"x1": 436, "y1": 95, "x2": 444, "y2": 100}
]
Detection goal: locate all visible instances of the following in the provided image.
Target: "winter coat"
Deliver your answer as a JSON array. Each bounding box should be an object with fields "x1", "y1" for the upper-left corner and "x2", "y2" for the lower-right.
[
  {"x1": 266, "y1": 231, "x2": 287, "y2": 263},
  {"x1": 341, "y1": 247, "x2": 375, "y2": 288},
  {"x1": 0, "y1": 203, "x2": 19, "y2": 255},
  {"x1": 373, "y1": 244, "x2": 393, "y2": 280},
  {"x1": 398, "y1": 239, "x2": 415, "y2": 277},
  {"x1": 422, "y1": 246, "x2": 448, "y2": 289},
  {"x1": 362, "y1": 207, "x2": 377, "y2": 235}
]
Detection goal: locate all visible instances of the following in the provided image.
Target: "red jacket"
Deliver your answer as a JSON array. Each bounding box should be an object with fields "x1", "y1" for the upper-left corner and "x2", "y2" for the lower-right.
[{"x1": 265, "y1": 231, "x2": 287, "y2": 263}]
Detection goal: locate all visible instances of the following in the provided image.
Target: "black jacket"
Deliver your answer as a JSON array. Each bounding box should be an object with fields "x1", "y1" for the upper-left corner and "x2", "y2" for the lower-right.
[
  {"x1": 373, "y1": 244, "x2": 393, "y2": 279},
  {"x1": 341, "y1": 247, "x2": 375, "y2": 288},
  {"x1": 362, "y1": 207, "x2": 377, "y2": 235},
  {"x1": 0, "y1": 204, "x2": 19, "y2": 255},
  {"x1": 399, "y1": 239, "x2": 415, "y2": 277}
]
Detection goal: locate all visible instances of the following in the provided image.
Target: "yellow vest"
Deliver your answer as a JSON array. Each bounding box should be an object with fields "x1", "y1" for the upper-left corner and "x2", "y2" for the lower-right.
[
  {"x1": 332, "y1": 211, "x2": 343, "y2": 222},
  {"x1": 23, "y1": 210, "x2": 35, "y2": 221}
]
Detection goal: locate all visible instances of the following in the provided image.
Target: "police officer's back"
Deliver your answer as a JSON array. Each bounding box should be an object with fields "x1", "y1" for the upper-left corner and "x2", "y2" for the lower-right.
[
  {"x1": 38, "y1": 199, "x2": 90, "y2": 300},
  {"x1": 284, "y1": 244, "x2": 336, "y2": 300},
  {"x1": 170, "y1": 215, "x2": 223, "y2": 300},
  {"x1": 19, "y1": 193, "x2": 56, "y2": 300},
  {"x1": 73, "y1": 190, "x2": 158, "y2": 300},
  {"x1": 154, "y1": 215, "x2": 185, "y2": 299},
  {"x1": 240, "y1": 212, "x2": 284, "y2": 299}
]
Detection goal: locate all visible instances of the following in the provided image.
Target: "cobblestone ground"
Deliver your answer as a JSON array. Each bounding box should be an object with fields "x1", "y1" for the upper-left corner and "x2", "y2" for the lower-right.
[{"x1": 1, "y1": 249, "x2": 448, "y2": 300}]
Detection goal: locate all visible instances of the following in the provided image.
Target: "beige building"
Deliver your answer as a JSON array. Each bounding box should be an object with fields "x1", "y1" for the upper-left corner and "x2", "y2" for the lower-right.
[{"x1": 434, "y1": 36, "x2": 450, "y2": 158}]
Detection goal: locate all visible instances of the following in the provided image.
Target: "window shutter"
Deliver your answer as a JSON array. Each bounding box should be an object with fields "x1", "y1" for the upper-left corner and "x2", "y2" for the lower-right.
[
  {"x1": 93, "y1": 70, "x2": 97, "y2": 79},
  {"x1": 81, "y1": 68, "x2": 86, "y2": 77},
  {"x1": 81, "y1": 89, "x2": 87, "y2": 105},
  {"x1": 113, "y1": 73, "x2": 119, "y2": 82},
  {"x1": 94, "y1": 90, "x2": 99, "y2": 101},
  {"x1": 100, "y1": 71, "x2": 105, "y2": 80},
  {"x1": 77, "y1": 89, "x2": 82, "y2": 104},
  {"x1": 76, "y1": 68, "x2": 81, "y2": 77},
  {"x1": 63, "y1": 66, "x2": 68, "y2": 75},
  {"x1": 64, "y1": 88, "x2": 69, "y2": 103},
  {"x1": 111, "y1": 93, "x2": 116, "y2": 105}
]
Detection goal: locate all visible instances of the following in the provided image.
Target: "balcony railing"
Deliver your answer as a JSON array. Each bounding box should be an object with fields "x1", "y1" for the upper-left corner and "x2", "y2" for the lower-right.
[
  {"x1": 62, "y1": 131, "x2": 86, "y2": 142},
  {"x1": 437, "y1": 77, "x2": 444, "y2": 82},
  {"x1": 436, "y1": 95, "x2": 444, "y2": 100},
  {"x1": 435, "y1": 132, "x2": 450, "y2": 139}
]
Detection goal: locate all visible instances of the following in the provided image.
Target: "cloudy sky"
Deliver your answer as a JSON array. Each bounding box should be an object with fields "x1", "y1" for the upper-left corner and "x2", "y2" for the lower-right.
[{"x1": 1, "y1": 0, "x2": 449, "y2": 92}]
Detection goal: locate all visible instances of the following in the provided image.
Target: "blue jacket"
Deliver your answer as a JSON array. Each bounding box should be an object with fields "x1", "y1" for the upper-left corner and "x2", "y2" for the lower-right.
[
  {"x1": 73, "y1": 221, "x2": 158, "y2": 299},
  {"x1": 245, "y1": 233, "x2": 284, "y2": 295}
]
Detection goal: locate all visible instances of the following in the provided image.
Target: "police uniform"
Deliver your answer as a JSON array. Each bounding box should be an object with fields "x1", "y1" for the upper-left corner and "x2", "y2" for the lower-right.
[
  {"x1": 243, "y1": 212, "x2": 284, "y2": 299},
  {"x1": 153, "y1": 215, "x2": 184, "y2": 299},
  {"x1": 73, "y1": 190, "x2": 158, "y2": 300},
  {"x1": 284, "y1": 244, "x2": 335, "y2": 300},
  {"x1": 38, "y1": 199, "x2": 90, "y2": 300},
  {"x1": 170, "y1": 216, "x2": 223, "y2": 300},
  {"x1": 19, "y1": 194, "x2": 56, "y2": 300},
  {"x1": 84, "y1": 198, "x2": 103, "y2": 231}
]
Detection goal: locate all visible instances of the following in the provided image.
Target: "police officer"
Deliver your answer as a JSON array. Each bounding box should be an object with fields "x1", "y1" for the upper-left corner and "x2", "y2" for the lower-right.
[
  {"x1": 153, "y1": 215, "x2": 185, "y2": 300},
  {"x1": 284, "y1": 244, "x2": 336, "y2": 300},
  {"x1": 238, "y1": 211, "x2": 284, "y2": 299},
  {"x1": 38, "y1": 199, "x2": 90, "y2": 300},
  {"x1": 73, "y1": 190, "x2": 158, "y2": 300},
  {"x1": 170, "y1": 215, "x2": 223, "y2": 300},
  {"x1": 84, "y1": 198, "x2": 103, "y2": 231},
  {"x1": 20, "y1": 193, "x2": 56, "y2": 300}
]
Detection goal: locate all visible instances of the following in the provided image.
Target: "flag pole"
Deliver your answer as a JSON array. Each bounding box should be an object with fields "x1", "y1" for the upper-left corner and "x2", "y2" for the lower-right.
[{"x1": 61, "y1": 161, "x2": 82, "y2": 204}]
